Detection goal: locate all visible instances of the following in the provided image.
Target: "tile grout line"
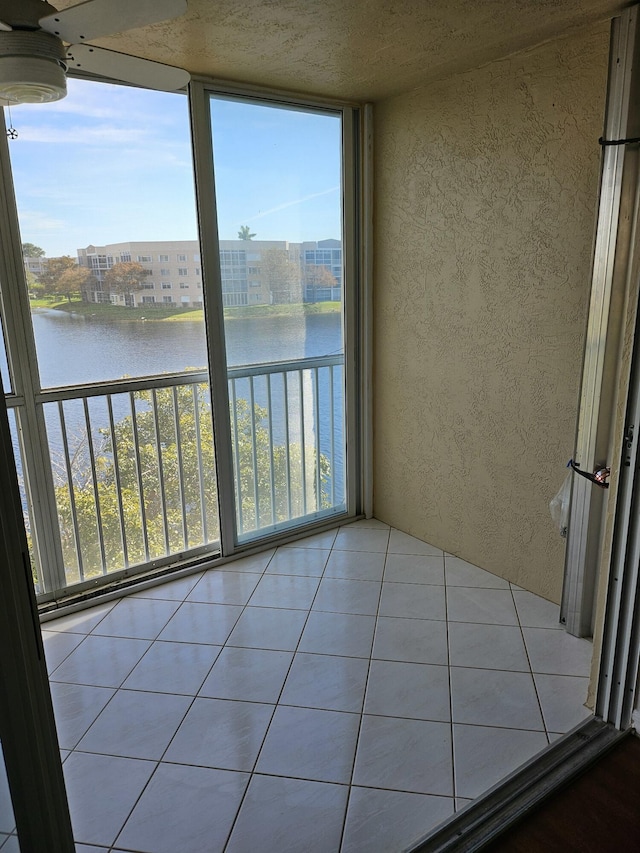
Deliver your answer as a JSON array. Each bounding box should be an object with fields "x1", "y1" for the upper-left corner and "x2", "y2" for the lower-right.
[
  {"x1": 443, "y1": 553, "x2": 458, "y2": 809},
  {"x1": 220, "y1": 531, "x2": 338, "y2": 852},
  {"x1": 68, "y1": 553, "x2": 274, "y2": 850},
  {"x1": 509, "y1": 583, "x2": 550, "y2": 742},
  {"x1": 48, "y1": 525, "x2": 586, "y2": 851},
  {"x1": 336, "y1": 526, "x2": 391, "y2": 853}
]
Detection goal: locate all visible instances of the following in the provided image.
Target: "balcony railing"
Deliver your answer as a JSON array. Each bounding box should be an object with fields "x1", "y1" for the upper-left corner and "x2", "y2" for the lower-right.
[
  {"x1": 228, "y1": 354, "x2": 344, "y2": 539},
  {"x1": 8, "y1": 355, "x2": 344, "y2": 599}
]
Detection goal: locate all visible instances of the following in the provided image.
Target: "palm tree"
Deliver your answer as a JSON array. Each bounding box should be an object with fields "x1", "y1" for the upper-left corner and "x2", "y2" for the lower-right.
[{"x1": 237, "y1": 225, "x2": 256, "y2": 240}]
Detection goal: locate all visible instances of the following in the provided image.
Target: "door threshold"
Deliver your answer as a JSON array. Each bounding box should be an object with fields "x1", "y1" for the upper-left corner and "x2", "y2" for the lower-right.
[{"x1": 406, "y1": 717, "x2": 627, "y2": 852}]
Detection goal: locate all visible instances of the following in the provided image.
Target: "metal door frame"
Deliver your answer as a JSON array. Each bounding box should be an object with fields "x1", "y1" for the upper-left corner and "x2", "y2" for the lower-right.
[{"x1": 562, "y1": 4, "x2": 640, "y2": 638}]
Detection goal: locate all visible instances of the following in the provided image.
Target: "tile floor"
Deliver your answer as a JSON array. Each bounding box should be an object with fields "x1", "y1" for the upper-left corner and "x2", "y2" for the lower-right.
[{"x1": 1, "y1": 520, "x2": 593, "y2": 852}]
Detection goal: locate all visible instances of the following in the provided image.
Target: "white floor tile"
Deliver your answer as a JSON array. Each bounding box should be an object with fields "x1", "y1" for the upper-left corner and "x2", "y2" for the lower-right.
[
  {"x1": 199, "y1": 647, "x2": 293, "y2": 703},
  {"x1": 50, "y1": 682, "x2": 116, "y2": 750},
  {"x1": 513, "y1": 590, "x2": 562, "y2": 629},
  {"x1": 224, "y1": 549, "x2": 275, "y2": 572},
  {"x1": 265, "y1": 547, "x2": 330, "y2": 576},
  {"x1": 248, "y1": 574, "x2": 320, "y2": 609},
  {"x1": 256, "y1": 705, "x2": 360, "y2": 784},
  {"x1": 299, "y1": 611, "x2": 376, "y2": 659},
  {"x1": 379, "y1": 582, "x2": 446, "y2": 620},
  {"x1": 342, "y1": 787, "x2": 454, "y2": 853},
  {"x1": 312, "y1": 577, "x2": 381, "y2": 616},
  {"x1": 77, "y1": 689, "x2": 191, "y2": 760},
  {"x1": 0, "y1": 761, "x2": 15, "y2": 835},
  {"x1": 384, "y1": 554, "x2": 444, "y2": 585},
  {"x1": 333, "y1": 528, "x2": 390, "y2": 553},
  {"x1": 157, "y1": 602, "x2": 243, "y2": 645},
  {"x1": 116, "y1": 763, "x2": 249, "y2": 853},
  {"x1": 130, "y1": 572, "x2": 203, "y2": 601},
  {"x1": 49, "y1": 635, "x2": 151, "y2": 688},
  {"x1": 226, "y1": 775, "x2": 348, "y2": 853},
  {"x1": 343, "y1": 518, "x2": 390, "y2": 530},
  {"x1": 226, "y1": 606, "x2": 307, "y2": 651},
  {"x1": 42, "y1": 520, "x2": 595, "y2": 852},
  {"x1": 364, "y1": 660, "x2": 450, "y2": 722},
  {"x1": 353, "y1": 715, "x2": 453, "y2": 795},
  {"x1": 90, "y1": 598, "x2": 180, "y2": 640},
  {"x1": 164, "y1": 697, "x2": 273, "y2": 771},
  {"x1": 186, "y1": 569, "x2": 260, "y2": 605},
  {"x1": 280, "y1": 652, "x2": 369, "y2": 713},
  {"x1": 388, "y1": 530, "x2": 442, "y2": 556},
  {"x1": 41, "y1": 630, "x2": 85, "y2": 674},
  {"x1": 446, "y1": 587, "x2": 519, "y2": 626},
  {"x1": 42, "y1": 602, "x2": 117, "y2": 634},
  {"x1": 523, "y1": 627, "x2": 593, "y2": 676},
  {"x1": 453, "y1": 724, "x2": 548, "y2": 799},
  {"x1": 373, "y1": 616, "x2": 448, "y2": 665},
  {"x1": 324, "y1": 550, "x2": 386, "y2": 581},
  {"x1": 121, "y1": 640, "x2": 221, "y2": 695},
  {"x1": 64, "y1": 752, "x2": 155, "y2": 847},
  {"x1": 448, "y1": 623, "x2": 530, "y2": 672},
  {"x1": 445, "y1": 557, "x2": 509, "y2": 589},
  {"x1": 533, "y1": 673, "x2": 591, "y2": 732},
  {"x1": 283, "y1": 530, "x2": 337, "y2": 550},
  {"x1": 450, "y1": 667, "x2": 544, "y2": 731}
]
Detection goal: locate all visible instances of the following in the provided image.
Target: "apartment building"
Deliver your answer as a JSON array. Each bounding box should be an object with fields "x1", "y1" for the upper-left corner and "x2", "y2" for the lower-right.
[{"x1": 75, "y1": 238, "x2": 342, "y2": 308}]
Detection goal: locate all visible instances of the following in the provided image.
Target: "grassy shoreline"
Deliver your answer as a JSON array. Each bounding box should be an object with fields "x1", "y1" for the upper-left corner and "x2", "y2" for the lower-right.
[{"x1": 31, "y1": 298, "x2": 341, "y2": 322}]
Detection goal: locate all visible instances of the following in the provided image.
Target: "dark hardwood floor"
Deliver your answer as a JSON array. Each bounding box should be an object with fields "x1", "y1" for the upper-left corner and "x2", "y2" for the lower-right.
[{"x1": 482, "y1": 733, "x2": 640, "y2": 852}]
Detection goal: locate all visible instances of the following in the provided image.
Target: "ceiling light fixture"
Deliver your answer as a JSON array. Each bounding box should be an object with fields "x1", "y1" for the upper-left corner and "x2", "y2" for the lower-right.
[{"x1": 0, "y1": 31, "x2": 66, "y2": 105}]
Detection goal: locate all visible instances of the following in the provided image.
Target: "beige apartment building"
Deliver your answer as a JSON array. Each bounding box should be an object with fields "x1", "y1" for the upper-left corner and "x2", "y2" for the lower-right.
[{"x1": 74, "y1": 238, "x2": 342, "y2": 308}]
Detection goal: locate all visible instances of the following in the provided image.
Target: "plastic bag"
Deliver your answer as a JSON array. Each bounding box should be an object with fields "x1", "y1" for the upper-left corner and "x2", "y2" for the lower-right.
[{"x1": 549, "y1": 472, "x2": 572, "y2": 538}]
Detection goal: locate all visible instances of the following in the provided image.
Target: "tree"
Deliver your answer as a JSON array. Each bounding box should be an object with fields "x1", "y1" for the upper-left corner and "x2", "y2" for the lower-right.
[
  {"x1": 304, "y1": 264, "x2": 338, "y2": 297},
  {"x1": 237, "y1": 225, "x2": 256, "y2": 240},
  {"x1": 38, "y1": 256, "x2": 93, "y2": 302},
  {"x1": 261, "y1": 249, "x2": 302, "y2": 304},
  {"x1": 104, "y1": 261, "x2": 148, "y2": 302},
  {"x1": 22, "y1": 242, "x2": 45, "y2": 258},
  {"x1": 55, "y1": 265, "x2": 95, "y2": 302},
  {"x1": 53, "y1": 387, "x2": 331, "y2": 580},
  {"x1": 24, "y1": 268, "x2": 40, "y2": 293}
]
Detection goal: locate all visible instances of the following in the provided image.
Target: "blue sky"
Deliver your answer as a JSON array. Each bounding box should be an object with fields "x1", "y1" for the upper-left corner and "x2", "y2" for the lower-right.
[{"x1": 8, "y1": 78, "x2": 342, "y2": 258}]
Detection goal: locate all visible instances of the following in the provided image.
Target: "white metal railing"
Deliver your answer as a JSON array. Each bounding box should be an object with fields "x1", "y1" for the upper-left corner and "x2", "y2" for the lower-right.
[
  {"x1": 6, "y1": 354, "x2": 344, "y2": 597},
  {"x1": 228, "y1": 354, "x2": 345, "y2": 538},
  {"x1": 39, "y1": 369, "x2": 218, "y2": 589}
]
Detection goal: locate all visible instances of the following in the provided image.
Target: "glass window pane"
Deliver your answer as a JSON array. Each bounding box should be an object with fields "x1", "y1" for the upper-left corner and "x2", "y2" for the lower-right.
[
  {"x1": 0, "y1": 314, "x2": 11, "y2": 394},
  {"x1": 210, "y1": 97, "x2": 346, "y2": 540},
  {"x1": 8, "y1": 79, "x2": 206, "y2": 388},
  {"x1": 5, "y1": 79, "x2": 220, "y2": 591}
]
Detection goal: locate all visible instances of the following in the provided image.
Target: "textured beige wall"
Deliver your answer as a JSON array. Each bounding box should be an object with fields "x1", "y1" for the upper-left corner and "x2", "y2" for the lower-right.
[{"x1": 373, "y1": 24, "x2": 610, "y2": 602}]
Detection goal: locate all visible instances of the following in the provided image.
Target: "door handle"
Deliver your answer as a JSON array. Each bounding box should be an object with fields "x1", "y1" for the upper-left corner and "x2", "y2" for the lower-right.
[{"x1": 569, "y1": 459, "x2": 610, "y2": 488}]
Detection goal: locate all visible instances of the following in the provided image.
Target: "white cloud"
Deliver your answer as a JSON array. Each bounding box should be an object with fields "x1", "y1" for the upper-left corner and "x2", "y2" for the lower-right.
[
  {"x1": 14, "y1": 123, "x2": 150, "y2": 145},
  {"x1": 18, "y1": 209, "x2": 66, "y2": 233},
  {"x1": 246, "y1": 186, "x2": 340, "y2": 223}
]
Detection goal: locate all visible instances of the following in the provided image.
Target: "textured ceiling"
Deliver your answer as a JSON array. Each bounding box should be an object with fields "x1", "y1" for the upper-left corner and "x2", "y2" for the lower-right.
[{"x1": 59, "y1": 0, "x2": 625, "y2": 101}]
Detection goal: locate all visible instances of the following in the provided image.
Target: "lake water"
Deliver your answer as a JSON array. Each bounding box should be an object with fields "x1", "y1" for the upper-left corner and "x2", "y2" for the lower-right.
[
  {"x1": 21, "y1": 308, "x2": 345, "y2": 503},
  {"x1": 31, "y1": 309, "x2": 343, "y2": 387}
]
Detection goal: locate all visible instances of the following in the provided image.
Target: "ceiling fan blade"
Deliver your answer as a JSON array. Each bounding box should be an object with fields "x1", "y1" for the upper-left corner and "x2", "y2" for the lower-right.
[
  {"x1": 66, "y1": 44, "x2": 190, "y2": 91},
  {"x1": 0, "y1": 21, "x2": 13, "y2": 31},
  {"x1": 40, "y1": 0, "x2": 187, "y2": 44}
]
